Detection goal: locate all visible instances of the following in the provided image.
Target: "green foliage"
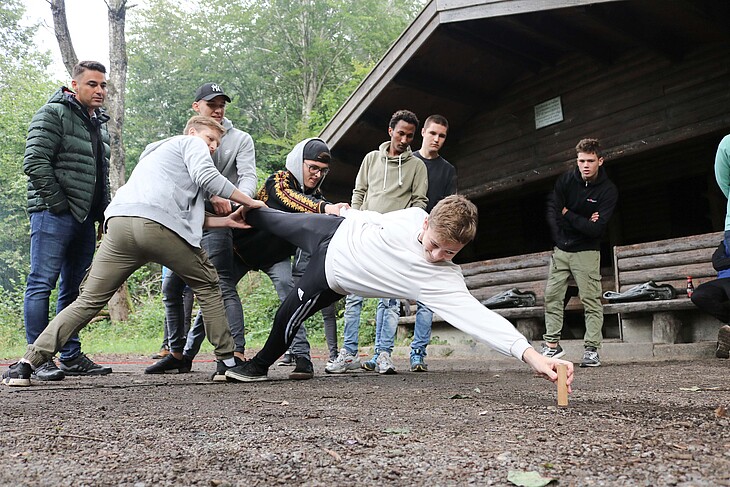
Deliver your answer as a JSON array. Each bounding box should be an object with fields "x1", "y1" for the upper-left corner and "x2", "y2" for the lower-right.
[
  {"x1": 0, "y1": 285, "x2": 27, "y2": 358},
  {"x1": 78, "y1": 293, "x2": 165, "y2": 354},
  {"x1": 0, "y1": 0, "x2": 423, "y2": 357},
  {"x1": 0, "y1": 0, "x2": 58, "y2": 290},
  {"x1": 124, "y1": 0, "x2": 425, "y2": 174}
]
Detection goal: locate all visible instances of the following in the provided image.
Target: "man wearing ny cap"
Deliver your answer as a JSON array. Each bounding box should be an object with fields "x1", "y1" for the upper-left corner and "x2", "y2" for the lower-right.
[{"x1": 149, "y1": 82, "x2": 257, "y2": 375}]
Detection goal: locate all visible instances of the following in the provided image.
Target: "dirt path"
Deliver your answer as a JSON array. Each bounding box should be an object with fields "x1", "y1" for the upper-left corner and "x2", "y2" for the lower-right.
[{"x1": 1, "y1": 354, "x2": 728, "y2": 486}]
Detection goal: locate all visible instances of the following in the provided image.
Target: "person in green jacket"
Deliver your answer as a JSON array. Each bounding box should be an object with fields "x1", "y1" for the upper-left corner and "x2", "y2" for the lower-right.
[{"x1": 22, "y1": 61, "x2": 113, "y2": 381}]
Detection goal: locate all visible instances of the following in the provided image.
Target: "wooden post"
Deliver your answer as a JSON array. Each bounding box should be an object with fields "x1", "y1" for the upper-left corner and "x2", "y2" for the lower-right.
[{"x1": 557, "y1": 364, "x2": 568, "y2": 407}]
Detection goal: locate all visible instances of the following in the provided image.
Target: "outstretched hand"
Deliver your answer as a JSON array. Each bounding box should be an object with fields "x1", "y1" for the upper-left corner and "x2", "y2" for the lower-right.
[
  {"x1": 210, "y1": 195, "x2": 233, "y2": 215},
  {"x1": 522, "y1": 347, "x2": 574, "y2": 393},
  {"x1": 325, "y1": 202, "x2": 351, "y2": 216},
  {"x1": 243, "y1": 197, "x2": 266, "y2": 209},
  {"x1": 227, "y1": 205, "x2": 254, "y2": 229}
]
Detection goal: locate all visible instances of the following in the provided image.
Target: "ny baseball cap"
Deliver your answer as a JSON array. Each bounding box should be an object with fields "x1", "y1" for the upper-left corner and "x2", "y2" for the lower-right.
[{"x1": 194, "y1": 82, "x2": 231, "y2": 102}]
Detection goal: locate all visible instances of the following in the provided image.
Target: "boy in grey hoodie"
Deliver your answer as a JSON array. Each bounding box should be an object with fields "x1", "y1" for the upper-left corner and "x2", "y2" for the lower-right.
[
  {"x1": 327, "y1": 109, "x2": 427, "y2": 376},
  {"x1": 3, "y1": 116, "x2": 264, "y2": 387}
]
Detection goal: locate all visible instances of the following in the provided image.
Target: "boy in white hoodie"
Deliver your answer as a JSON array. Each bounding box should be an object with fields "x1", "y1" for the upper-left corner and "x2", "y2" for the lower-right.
[
  {"x1": 2, "y1": 116, "x2": 263, "y2": 387},
  {"x1": 225, "y1": 195, "x2": 574, "y2": 393}
]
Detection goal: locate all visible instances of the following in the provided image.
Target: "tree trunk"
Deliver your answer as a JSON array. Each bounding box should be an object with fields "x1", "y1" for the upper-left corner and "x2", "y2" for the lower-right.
[
  {"x1": 49, "y1": 0, "x2": 78, "y2": 77},
  {"x1": 106, "y1": 0, "x2": 131, "y2": 322},
  {"x1": 106, "y1": 0, "x2": 128, "y2": 194}
]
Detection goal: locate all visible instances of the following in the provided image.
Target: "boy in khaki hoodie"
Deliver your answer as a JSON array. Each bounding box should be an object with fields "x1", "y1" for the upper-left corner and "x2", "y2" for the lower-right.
[{"x1": 326, "y1": 109, "x2": 428, "y2": 375}]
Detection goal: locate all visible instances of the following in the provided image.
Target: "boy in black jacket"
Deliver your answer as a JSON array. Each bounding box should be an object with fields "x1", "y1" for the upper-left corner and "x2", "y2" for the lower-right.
[{"x1": 541, "y1": 138, "x2": 618, "y2": 367}]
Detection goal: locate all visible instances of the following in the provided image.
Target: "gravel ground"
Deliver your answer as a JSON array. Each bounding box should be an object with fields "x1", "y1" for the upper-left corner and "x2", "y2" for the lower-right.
[{"x1": 1, "y1": 352, "x2": 729, "y2": 486}]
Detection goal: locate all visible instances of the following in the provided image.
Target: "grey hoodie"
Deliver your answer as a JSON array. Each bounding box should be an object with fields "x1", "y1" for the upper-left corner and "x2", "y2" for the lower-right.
[
  {"x1": 105, "y1": 135, "x2": 236, "y2": 247},
  {"x1": 212, "y1": 118, "x2": 257, "y2": 197},
  {"x1": 351, "y1": 141, "x2": 428, "y2": 213}
]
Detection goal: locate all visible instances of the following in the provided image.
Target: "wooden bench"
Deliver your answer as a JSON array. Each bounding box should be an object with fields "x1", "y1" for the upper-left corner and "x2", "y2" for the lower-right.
[
  {"x1": 604, "y1": 231, "x2": 723, "y2": 344},
  {"x1": 397, "y1": 250, "x2": 614, "y2": 341}
]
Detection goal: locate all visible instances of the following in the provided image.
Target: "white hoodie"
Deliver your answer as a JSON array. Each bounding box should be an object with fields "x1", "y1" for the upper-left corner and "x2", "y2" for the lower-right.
[{"x1": 324, "y1": 207, "x2": 531, "y2": 360}]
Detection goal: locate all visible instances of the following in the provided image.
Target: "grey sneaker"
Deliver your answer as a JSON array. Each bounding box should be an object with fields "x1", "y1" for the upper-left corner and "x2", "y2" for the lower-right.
[
  {"x1": 325, "y1": 348, "x2": 361, "y2": 374},
  {"x1": 717, "y1": 325, "x2": 730, "y2": 359},
  {"x1": 376, "y1": 351, "x2": 397, "y2": 375},
  {"x1": 32, "y1": 360, "x2": 65, "y2": 381},
  {"x1": 540, "y1": 343, "x2": 565, "y2": 359},
  {"x1": 579, "y1": 347, "x2": 601, "y2": 367},
  {"x1": 59, "y1": 353, "x2": 112, "y2": 376}
]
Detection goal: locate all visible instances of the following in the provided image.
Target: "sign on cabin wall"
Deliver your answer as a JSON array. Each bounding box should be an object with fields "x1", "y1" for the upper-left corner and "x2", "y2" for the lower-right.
[{"x1": 534, "y1": 96, "x2": 564, "y2": 129}]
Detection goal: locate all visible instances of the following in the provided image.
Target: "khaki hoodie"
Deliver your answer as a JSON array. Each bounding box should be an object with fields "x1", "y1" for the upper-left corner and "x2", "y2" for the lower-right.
[{"x1": 351, "y1": 141, "x2": 427, "y2": 213}]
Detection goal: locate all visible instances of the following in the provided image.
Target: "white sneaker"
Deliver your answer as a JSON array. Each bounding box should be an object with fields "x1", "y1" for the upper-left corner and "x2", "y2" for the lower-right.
[
  {"x1": 376, "y1": 351, "x2": 397, "y2": 375},
  {"x1": 325, "y1": 348, "x2": 361, "y2": 374}
]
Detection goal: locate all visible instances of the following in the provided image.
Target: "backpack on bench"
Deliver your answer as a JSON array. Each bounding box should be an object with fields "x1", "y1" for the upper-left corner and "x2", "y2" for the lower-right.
[
  {"x1": 483, "y1": 288, "x2": 537, "y2": 309},
  {"x1": 602, "y1": 281, "x2": 677, "y2": 303}
]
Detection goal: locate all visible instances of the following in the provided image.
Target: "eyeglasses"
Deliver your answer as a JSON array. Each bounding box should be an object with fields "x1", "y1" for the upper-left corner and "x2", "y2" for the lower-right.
[{"x1": 303, "y1": 161, "x2": 330, "y2": 176}]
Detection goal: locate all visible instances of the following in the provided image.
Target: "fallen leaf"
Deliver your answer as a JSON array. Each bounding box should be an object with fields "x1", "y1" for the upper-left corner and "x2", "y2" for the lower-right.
[
  {"x1": 383, "y1": 427, "x2": 410, "y2": 435},
  {"x1": 449, "y1": 394, "x2": 471, "y2": 399},
  {"x1": 507, "y1": 470, "x2": 555, "y2": 486},
  {"x1": 679, "y1": 386, "x2": 720, "y2": 392},
  {"x1": 323, "y1": 448, "x2": 341, "y2": 461},
  {"x1": 716, "y1": 406, "x2": 727, "y2": 418}
]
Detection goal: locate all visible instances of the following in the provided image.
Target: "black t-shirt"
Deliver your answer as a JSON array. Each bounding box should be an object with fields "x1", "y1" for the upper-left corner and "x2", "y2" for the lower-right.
[{"x1": 414, "y1": 151, "x2": 457, "y2": 212}]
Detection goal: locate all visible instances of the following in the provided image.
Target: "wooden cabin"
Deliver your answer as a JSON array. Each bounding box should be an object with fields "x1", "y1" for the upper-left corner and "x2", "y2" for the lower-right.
[
  {"x1": 318, "y1": 0, "x2": 730, "y2": 350},
  {"x1": 321, "y1": 0, "x2": 730, "y2": 258}
]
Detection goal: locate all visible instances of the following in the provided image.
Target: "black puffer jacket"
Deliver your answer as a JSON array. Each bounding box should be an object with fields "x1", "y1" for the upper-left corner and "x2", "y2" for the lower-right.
[{"x1": 23, "y1": 87, "x2": 111, "y2": 223}]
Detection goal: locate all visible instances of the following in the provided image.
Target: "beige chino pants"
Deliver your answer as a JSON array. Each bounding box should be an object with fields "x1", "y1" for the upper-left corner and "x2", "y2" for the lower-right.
[{"x1": 25, "y1": 216, "x2": 234, "y2": 366}]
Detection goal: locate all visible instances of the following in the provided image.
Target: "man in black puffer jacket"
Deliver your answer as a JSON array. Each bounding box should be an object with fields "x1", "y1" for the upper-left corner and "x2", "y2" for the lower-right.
[
  {"x1": 22, "y1": 61, "x2": 113, "y2": 381},
  {"x1": 541, "y1": 138, "x2": 618, "y2": 368}
]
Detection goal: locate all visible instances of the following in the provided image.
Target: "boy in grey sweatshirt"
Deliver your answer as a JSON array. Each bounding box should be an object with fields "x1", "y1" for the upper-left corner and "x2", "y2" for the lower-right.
[{"x1": 3, "y1": 116, "x2": 264, "y2": 387}]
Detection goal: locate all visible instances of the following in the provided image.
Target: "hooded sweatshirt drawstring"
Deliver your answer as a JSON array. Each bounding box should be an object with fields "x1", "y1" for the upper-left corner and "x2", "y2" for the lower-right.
[{"x1": 382, "y1": 152, "x2": 404, "y2": 189}]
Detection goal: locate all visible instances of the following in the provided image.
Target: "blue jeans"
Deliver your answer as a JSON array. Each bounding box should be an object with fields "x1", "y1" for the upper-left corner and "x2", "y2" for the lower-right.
[
  {"x1": 374, "y1": 298, "x2": 399, "y2": 354},
  {"x1": 182, "y1": 256, "x2": 293, "y2": 358},
  {"x1": 343, "y1": 293, "x2": 364, "y2": 354},
  {"x1": 411, "y1": 301, "x2": 433, "y2": 355},
  {"x1": 24, "y1": 210, "x2": 96, "y2": 361}
]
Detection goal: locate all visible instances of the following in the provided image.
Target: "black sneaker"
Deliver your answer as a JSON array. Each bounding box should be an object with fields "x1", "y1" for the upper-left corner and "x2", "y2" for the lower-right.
[
  {"x1": 144, "y1": 354, "x2": 192, "y2": 374},
  {"x1": 579, "y1": 347, "x2": 601, "y2": 367},
  {"x1": 289, "y1": 355, "x2": 314, "y2": 380},
  {"x1": 210, "y1": 356, "x2": 246, "y2": 382},
  {"x1": 59, "y1": 353, "x2": 113, "y2": 376},
  {"x1": 2, "y1": 361, "x2": 32, "y2": 387},
  {"x1": 32, "y1": 360, "x2": 65, "y2": 381},
  {"x1": 225, "y1": 359, "x2": 269, "y2": 382},
  {"x1": 276, "y1": 352, "x2": 294, "y2": 366}
]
